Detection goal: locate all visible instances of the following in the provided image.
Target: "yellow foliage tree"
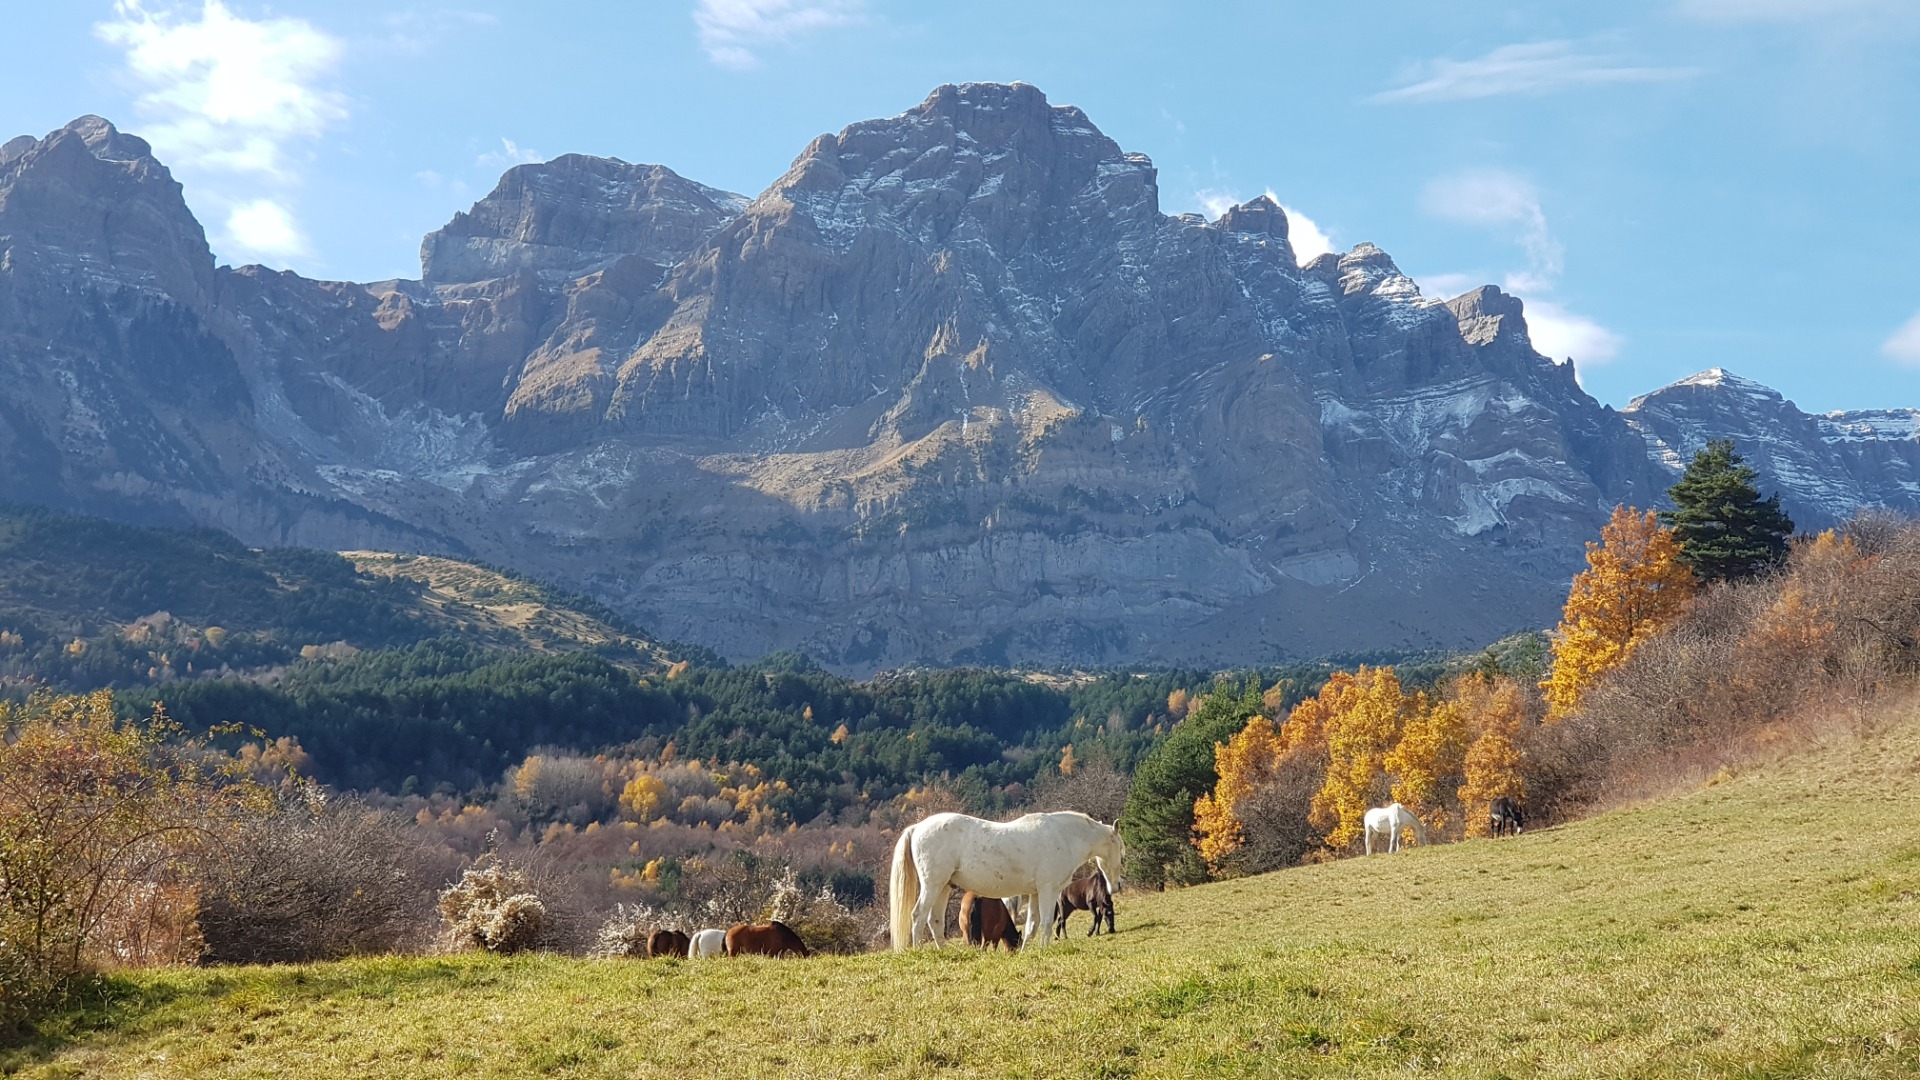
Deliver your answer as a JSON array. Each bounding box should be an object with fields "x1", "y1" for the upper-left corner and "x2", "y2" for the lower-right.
[
  {"x1": 619, "y1": 774, "x2": 670, "y2": 822},
  {"x1": 1455, "y1": 675, "x2": 1529, "y2": 836},
  {"x1": 1384, "y1": 692, "x2": 1468, "y2": 834},
  {"x1": 1190, "y1": 715, "x2": 1282, "y2": 876},
  {"x1": 1542, "y1": 505, "x2": 1696, "y2": 720},
  {"x1": 1166, "y1": 687, "x2": 1191, "y2": 719},
  {"x1": 1309, "y1": 666, "x2": 1413, "y2": 852},
  {"x1": 1059, "y1": 743, "x2": 1077, "y2": 776}
]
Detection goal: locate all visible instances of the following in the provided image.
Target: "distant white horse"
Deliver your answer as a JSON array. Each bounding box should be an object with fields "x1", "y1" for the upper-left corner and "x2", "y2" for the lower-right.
[
  {"x1": 889, "y1": 811, "x2": 1124, "y2": 951},
  {"x1": 687, "y1": 928, "x2": 727, "y2": 958},
  {"x1": 1363, "y1": 803, "x2": 1427, "y2": 854}
]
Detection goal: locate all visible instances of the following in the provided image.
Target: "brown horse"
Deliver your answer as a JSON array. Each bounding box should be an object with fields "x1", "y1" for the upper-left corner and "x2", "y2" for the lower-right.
[
  {"x1": 725, "y1": 920, "x2": 811, "y2": 958},
  {"x1": 959, "y1": 892, "x2": 1021, "y2": 952},
  {"x1": 1054, "y1": 870, "x2": 1114, "y2": 937},
  {"x1": 647, "y1": 929, "x2": 690, "y2": 958}
]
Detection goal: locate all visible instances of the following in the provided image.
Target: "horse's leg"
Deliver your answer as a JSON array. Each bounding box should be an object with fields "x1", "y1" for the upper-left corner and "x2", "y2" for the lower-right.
[
  {"x1": 1365, "y1": 826, "x2": 1374, "y2": 856},
  {"x1": 928, "y1": 882, "x2": 953, "y2": 948},
  {"x1": 909, "y1": 872, "x2": 942, "y2": 948}
]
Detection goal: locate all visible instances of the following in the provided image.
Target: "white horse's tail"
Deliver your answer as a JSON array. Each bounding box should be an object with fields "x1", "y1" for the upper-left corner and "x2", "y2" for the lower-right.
[{"x1": 888, "y1": 823, "x2": 919, "y2": 952}]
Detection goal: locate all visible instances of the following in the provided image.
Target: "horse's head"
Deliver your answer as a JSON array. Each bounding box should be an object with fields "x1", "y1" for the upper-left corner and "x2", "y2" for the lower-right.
[{"x1": 1092, "y1": 822, "x2": 1125, "y2": 884}]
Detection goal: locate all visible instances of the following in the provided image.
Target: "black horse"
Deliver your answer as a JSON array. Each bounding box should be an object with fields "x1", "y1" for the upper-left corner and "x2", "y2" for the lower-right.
[
  {"x1": 1054, "y1": 870, "x2": 1115, "y2": 936},
  {"x1": 1489, "y1": 797, "x2": 1525, "y2": 837}
]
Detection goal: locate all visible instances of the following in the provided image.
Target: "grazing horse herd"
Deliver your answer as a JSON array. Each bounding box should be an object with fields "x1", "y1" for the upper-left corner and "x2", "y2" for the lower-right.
[{"x1": 639, "y1": 799, "x2": 1527, "y2": 961}]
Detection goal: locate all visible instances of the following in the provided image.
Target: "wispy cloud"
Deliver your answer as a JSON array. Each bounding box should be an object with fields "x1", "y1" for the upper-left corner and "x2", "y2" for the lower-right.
[
  {"x1": 1421, "y1": 170, "x2": 1562, "y2": 285},
  {"x1": 1373, "y1": 41, "x2": 1695, "y2": 104},
  {"x1": 693, "y1": 0, "x2": 859, "y2": 70},
  {"x1": 96, "y1": 1, "x2": 346, "y2": 178},
  {"x1": 1419, "y1": 169, "x2": 1620, "y2": 367},
  {"x1": 1881, "y1": 312, "x2": 1920, "y2": 368},
  {"x1": 1676, "y1": 0, "x2": 1916, "y2": 21},
  {"x1": 476, "y1": 138, "x2": 543, "y2": 171}
]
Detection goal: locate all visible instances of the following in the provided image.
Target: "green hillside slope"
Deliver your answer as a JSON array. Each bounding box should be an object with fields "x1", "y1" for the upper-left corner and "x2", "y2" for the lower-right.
[
  {"x1": 0, "y1": 506, "x2": 669, "y2": 690},
  {"x1": 11, "y1": 704, "x2": 1920, "y2": 1078}
]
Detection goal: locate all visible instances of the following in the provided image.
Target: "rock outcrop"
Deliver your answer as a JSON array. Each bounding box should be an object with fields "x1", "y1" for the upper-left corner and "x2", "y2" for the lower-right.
[{"x1": 0, "y1": 88, "x2": 1910, "y2": 669}]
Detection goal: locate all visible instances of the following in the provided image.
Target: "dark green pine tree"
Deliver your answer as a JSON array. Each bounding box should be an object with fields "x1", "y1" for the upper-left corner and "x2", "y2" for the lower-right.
[{"x1": 1659, "y1": 439, "x2": 1794, "y2": 582}]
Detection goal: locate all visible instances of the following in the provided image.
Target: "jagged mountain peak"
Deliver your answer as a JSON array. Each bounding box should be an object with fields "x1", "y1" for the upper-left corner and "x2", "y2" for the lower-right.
[{"x1": 420, "y1": 153, "x2": 748, "y2": 286}]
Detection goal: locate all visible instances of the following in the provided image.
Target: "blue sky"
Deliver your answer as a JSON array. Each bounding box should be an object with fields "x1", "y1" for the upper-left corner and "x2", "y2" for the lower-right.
[{"x1": 4, "y1": 1, "x2": 1918, "y2": 412}]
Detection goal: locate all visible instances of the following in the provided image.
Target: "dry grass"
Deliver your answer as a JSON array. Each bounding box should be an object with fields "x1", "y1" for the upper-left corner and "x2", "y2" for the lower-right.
[
  {"x1": 342, "y1": 552, "x2": 665, "y2": 667},
  {"x1": 9, "y1": 702, "x2": 1920, "y2": 1078}
]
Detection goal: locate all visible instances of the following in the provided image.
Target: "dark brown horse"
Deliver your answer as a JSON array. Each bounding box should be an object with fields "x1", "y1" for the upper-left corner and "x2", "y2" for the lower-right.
[
  {"x1": 959, "y1": 892, "x2": 1021, "y2": 952},
  {"x1": 1054, "y1": 870, "x2": 1114, "y2": 936},
  {"x1": 1489, "y1": 797, "x2": 1525, "y2": 837},
  {"x1": 647, "y1": 929, "x2": 690, "y2": 958},
  {"x1": 725, "y1": 920, "x2": 811, "y2": 958}
]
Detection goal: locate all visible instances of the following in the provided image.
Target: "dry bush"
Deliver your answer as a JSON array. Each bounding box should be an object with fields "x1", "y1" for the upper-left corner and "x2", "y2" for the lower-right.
[
  {"x1": 1031, "y1": 760, "x2": 1131, "y2": 824},
  {"x1": 0, "y1": 692, "x2": 264, "y2": 1029},
  {"x1": 198, "y1": 789, "x2": 432, "y2": 964},
  {"x1": 677, "y1": 849, "x2": 786, "y2": 929},
  {"x1": 590, "y1": 902, "x2": 677, "y2": 959},
  {"x1": 437, "y1": 854, "x2": 546, "y2": 953},
  {"x1": 765, "y1": 868, "x2": 869, "y2": 954},
  {"x1": 1225, "y1": 750, "x2": 1324, "y2": 875},
  {"x1": 1528, "y1": 516, "x2": 1920, "y2": 821}
]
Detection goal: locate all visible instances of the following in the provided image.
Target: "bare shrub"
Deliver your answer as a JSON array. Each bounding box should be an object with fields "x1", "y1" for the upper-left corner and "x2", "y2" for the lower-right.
[
  {"x1": 1032, "y1": 760, "x2": 1131, "y2": 824},
  {"x1": 765, "y1": 868, "x2": 868, "y2": 955},
  {"x1": 438, "y1": 854, "x2": 546, "y2": 953},
  {"x1": 1228, "y1": 750, "x2": 1324, "y2": 875},
  {"x1": 199, "y1": 789, "x2": 431, "y2": 964},
  {"x1": 590, "y1": 902, "x2": 675, "y2": 959}
]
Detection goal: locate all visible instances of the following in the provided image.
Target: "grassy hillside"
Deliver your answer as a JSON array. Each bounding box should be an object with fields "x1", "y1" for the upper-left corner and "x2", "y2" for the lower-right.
[
  {"x1": 0, "y1": 505, "x2": 669, "y2": 690},
  {"x1": 9, "y1": 704, "x2": 1920, "y2": 1078}
]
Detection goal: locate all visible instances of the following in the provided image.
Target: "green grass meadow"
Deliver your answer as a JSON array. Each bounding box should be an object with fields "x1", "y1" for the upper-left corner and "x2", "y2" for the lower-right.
[{"x1": 10, "y1": 708, "x2": 1920, "y2": 1078}]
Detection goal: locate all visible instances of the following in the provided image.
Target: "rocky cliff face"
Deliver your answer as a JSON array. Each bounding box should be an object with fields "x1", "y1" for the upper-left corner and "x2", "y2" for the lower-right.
[{"x1": 0, "y1": 88, "x2": 1909, "y2": 669}]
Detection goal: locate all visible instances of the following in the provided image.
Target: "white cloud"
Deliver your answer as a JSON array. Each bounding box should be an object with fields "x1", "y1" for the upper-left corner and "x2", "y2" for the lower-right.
[
  {"x1": 1282, "y1": 202, "x2": 1334, "y2": 265},
  {"x1": 1192, "y1": 188, "x2": 1335, "y2": 268},
  {"x1": 476, "y1": 138, "x2": 543, "y2": 171},
  {"x1": 1421, "y1": 169, "x2": 1563, "y2": 284},
  {"x1": 1519, "y1": 297, "x2": 1623, "y2": 366},
  {"x1": 96, "y1": 1, "x2": 346, "y2": 178},
  {"x1": 1881, "y1": 312, "x2": 1920, "y2": 368},
  {"x1": 222, "y1": 198, "x2": 309, "y2": 261},
  {"x1": 693, "y1": 0, "x2": 859, "y2": 70},
  {"x1": 1373, "y1": 41, "x2": 1696, "y2": 104}
]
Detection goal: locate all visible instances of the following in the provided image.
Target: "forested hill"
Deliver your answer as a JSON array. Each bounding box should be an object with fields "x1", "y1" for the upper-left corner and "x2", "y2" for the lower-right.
[{"x1": 0, "y1": 505, "x2": 675, "y2": 690}]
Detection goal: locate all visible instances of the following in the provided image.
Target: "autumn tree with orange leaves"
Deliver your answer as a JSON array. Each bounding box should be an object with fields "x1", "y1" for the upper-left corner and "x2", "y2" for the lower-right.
[
  {"x1": 1309, "y1": 666, "x2": 1416, "y2": 851},
  {"x1": 1453, "y1": 675, "x2": 1530, "y2": 836},
  {"x1": 1190, "y1": 714, "x2": 1282, "y2": 876},
  {"x1": 1542, "y1": 506, "x2": 1696, "y2": 720}
]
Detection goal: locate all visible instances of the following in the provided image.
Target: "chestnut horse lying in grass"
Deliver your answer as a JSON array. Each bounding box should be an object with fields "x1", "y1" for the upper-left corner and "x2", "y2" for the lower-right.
[
  {"x1": 960, "y1": 892, "x2": 1021, "y2": 951},
  {"x1": 726, "y1": 920, "x2": 811, "y2": 958},
  {"x1": 1054, "y1": 869, "x2": 1114, "y2": 936}
]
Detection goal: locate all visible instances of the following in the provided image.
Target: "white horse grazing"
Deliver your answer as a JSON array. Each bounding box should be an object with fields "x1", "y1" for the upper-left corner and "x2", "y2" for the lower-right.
[
  {"x1": 687, "y1": 928, "x2": 727, "y2": 958},
  {"x1": 889, "y1": 810, "x2": 1124, "y2": 951},
  {"x1": 1363, "y1": 802, "x2": 1427, "y2": 854}
]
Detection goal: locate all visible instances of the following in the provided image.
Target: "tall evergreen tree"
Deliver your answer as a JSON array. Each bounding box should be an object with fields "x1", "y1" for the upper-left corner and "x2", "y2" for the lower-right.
[{"x1": 1660, "y1": 439, "x2": 1793, "y2": 582}]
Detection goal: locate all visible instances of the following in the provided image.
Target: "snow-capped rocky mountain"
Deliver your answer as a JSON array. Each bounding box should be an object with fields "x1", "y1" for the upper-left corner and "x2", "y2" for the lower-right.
[
  {"x1": 1623, "y1": 369, "x2": 1920, "y2": 528},
  {"x1": 0, "y1": 85, "x2": 1909, "y2": 669}
]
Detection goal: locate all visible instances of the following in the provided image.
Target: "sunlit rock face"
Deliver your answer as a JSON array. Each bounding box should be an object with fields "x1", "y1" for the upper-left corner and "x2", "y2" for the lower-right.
[{"x1": 2, "y1": 88, "x2": 1901, "y2": 670}]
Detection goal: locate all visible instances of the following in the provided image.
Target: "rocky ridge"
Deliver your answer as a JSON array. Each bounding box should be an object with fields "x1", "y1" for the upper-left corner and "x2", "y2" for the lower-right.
[{"x1": 0, "y1": 88, "x2": 1912, "y2": 670}]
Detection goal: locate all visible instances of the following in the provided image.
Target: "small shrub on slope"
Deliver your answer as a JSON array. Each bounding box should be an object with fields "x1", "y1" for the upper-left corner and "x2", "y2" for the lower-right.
[{"x1": 438, "y1": 854, "x2": 546, "y2": 954}]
